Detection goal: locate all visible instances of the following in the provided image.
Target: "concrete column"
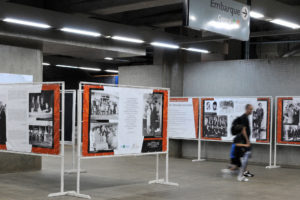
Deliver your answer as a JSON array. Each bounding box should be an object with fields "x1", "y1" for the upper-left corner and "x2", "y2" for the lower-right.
[
  {"x1": 0, "y1": 44, "x2": 42, "y2": 173},
  {"x1": 154, "y1": 48, "x2": 184, "y2": 97}
]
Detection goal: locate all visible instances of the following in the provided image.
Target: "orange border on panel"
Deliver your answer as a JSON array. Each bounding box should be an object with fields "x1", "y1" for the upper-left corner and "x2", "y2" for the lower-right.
[
  {"x1": 276, "y1": 97, "x2": 300, "y2": 145},
  {"x1": 256, "y1": 97, "x2": 271, "y2": 143},
  {"x1": 32, "y1": 84, "x2": 60, "y2": 155},
  {"x1": 192, "y1": 98, "x2": 199, "y2": 138},
  {"x1": 200, "y1": 98, "x2": 221, "y2": 141},
  {"x1": 81, "y1": 85, "x2": 114, "y2": 157}
]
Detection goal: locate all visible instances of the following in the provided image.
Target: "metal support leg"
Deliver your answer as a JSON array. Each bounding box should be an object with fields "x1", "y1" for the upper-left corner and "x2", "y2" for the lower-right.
[
  {"x1": 192, "y1": 139, "x2": 206, "y2": 162},
  {"x1": 149, "y1": 153, "x2": 178, "y2": 186}
]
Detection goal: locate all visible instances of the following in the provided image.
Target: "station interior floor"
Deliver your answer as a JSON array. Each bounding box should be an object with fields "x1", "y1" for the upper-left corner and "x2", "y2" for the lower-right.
[{"x1": 0, "y1": 146, "x2": 299, "y2": 200}]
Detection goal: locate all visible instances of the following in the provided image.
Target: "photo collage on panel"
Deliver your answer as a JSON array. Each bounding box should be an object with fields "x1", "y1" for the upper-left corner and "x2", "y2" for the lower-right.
[
  {"x1": 142, "y1": 92, "x2": 164, "y2": 152},
  {"x1": 281, "y1": 99, "x2": 300, "y2": 142},
  {"x1": 28, "y1": 91, "x2": 54, "y2": 148},
  {"x1": 203, "y1": 100, "x2": 229, "y2": 138},
  {"x1": 252, "y1": 100, "x2": 268, "y2": 141},
  {"x1": 89, "y1": 89, "x2": 119, "y2": 153}
]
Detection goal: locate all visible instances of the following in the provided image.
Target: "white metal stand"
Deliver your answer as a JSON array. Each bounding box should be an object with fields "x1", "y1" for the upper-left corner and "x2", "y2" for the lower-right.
[
  {"x1": 70, "y1": 83, "x2": 178, "y2": 199},
  {"x1": 45, "y1": 83, "x2": 73, "y2": 198},
  {"x1": 148, "y1": 154, "x2": 179, "y2": 186},
  {"x1": 192, "y1": 138, "x2": 206, "y2": 162},
  {"x1": 65, "y1": 90, "x2": 87, "y2": 174}
]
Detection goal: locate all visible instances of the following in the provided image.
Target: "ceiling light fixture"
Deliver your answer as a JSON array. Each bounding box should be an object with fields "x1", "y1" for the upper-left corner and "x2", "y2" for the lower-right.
[
  {"x1": 56, "y1": 64, "x2": 78, "y2": 69},
  {"x1": 270, "y1": 19, "x2": 300, "y2": 29},
  {"x1": 105, "y1": 69, "x2": 119, "y2": 73},
  {"x1": 104, "y1": 57, "x2": 113, "y2": 60},
  {"x1": 60, "y1": 27, "x2": 101, "y2": 37},
  {"x1": 112, "y1": 36, "x2": 144, "y2": 43},
  {"x1": 79, "y1": 67, "x2": 101, "y2": 71},
  {"x1": 3, "y1": 18, "x2": 51, "y2": 29},
  {"x1": 186, "y1": 48, "x2": 210, "y2": 54},
  {"x1": 150, "y1": 42, "x2": 179, "y2": 49},
  {"x1": 42, "y1": 62, "x2": 50, "y2": 66},
  {"x1": 250, "y1": 11, "x2": 264, "y2": 19}
]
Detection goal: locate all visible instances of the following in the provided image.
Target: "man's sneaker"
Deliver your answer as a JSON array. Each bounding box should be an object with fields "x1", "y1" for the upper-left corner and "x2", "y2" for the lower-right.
[
  {"x1": 237, "y1": 176, "x2": 249, "y2": 182},
  {"x1": 243, "y1": 171, "x2": 254, "y2": 177}
]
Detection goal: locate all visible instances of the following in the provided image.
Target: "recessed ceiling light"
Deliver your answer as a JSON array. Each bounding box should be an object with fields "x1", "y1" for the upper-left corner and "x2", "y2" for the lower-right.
[
  {"x1": 185, "y1": 48, "x2": 209, "y2": 54},
  {"x1": 79, "y1": 67, "x2": 101, "y2": 71},
  {"x1": 60, "y1": 27, "x2": 101, "y2": 37},
  {"x1": 150, "y1": 42, "x2": 179, "y2": 49},
  {"x1": 3, "y1": 18, "x2": 51, "y2": 29},
  {"x1": 112, "y1": 36, "x2": 144, "y2": 43},
  {"x1": 42, "y1": 62, "x2": 50, "y2": 66},
  {"x1": 105, "y1": 69, "x2": 119, "y2": 73},
  {"x1": 270, "y1": 19, "x2": 300, "y2": 29},
  {"x1": 250, "y1": 11, "x2": 264, "y2": 19}
]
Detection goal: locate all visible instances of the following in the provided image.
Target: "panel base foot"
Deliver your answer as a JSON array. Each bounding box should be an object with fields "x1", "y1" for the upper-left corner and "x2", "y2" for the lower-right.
[{"x1": 149, "y1": 179, "x2": 179, "y2": 186}]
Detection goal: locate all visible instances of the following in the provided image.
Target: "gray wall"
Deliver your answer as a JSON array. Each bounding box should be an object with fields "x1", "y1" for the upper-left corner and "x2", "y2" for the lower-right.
[
  {"x1": 183, "y1": 58, "x2": 300, "y2": 167},
  {"x1": 0, "y1": 44, "x2": 42, "y2": 173},
  {"x1": 119, "y1": 65, "x2": 163, "y2": 87},
  {"x1": 0, "y1": 44, "x2": 43, "y2": 81}
]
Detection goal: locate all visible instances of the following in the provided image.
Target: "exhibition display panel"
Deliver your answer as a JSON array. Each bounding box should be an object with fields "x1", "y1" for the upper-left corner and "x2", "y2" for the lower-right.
[
  {"x1": 0, "y1": 82, "x2": 68, "y2": 197},
  {"x1": 169, "y1": 97, "x2": 199, "y2": 139},
  {"x1": 274, "y1": 97, "x2": 300, "y2": 168},
  {"x1": 201, "y1": 97, "x2": 272, "y2": 143},
  {"x1": 73, "y1": 82, "x2": 178, "y2": 199},
  {"x1": 195, "y1": 97, "x2": 273, "y2": 167}
]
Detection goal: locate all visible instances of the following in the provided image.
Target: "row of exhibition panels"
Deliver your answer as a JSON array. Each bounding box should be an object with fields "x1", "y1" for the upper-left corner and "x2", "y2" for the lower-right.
[{"x1": 0, "y1": 81, "x2": 297, "y2": 198}]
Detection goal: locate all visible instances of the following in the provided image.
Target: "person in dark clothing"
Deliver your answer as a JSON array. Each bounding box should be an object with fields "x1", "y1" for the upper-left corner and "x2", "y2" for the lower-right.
[
  {"x1": 0, "y1": 102, "x2": 6, "y2": 145},
  {"x1": 222, "y1": 125, "x2": 250, "y2": 181}
]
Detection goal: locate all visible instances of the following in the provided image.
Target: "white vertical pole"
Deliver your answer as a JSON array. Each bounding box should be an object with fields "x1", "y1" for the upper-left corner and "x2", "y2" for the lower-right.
[
  {"x1": 61, "y1": 83, "x2": 65, "y2": 193},
  {"x1": 76, "y1": 85, "x2": 82, "y2": 193},
  {"x1": 156, "y1": 154, "x2": 159, "y2": 181},
  {"x1": 266, "y1": 98, "x2": 273, "y2": 168},
  {"x1": 72, "y1": 91, "x2": 76, "y2": 170},
  {"x1": 165, "y1": 153, "x2": 169, "y2": 183}
]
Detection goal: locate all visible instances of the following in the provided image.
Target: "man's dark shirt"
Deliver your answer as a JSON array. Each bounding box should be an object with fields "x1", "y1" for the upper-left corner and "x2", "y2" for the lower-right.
[{"x1": 238, "y1": 113, "x2": 251, "y2": 139}]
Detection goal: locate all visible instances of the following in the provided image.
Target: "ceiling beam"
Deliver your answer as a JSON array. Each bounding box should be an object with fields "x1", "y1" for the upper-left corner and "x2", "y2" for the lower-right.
[{"x1": 91, "y1": 0, "x2": 182, "y2": 15}]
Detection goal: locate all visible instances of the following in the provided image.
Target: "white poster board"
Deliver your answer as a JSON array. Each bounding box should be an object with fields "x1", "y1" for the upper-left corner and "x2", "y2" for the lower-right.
[
  {"x1": 81, "y1": 84, "x2": 169, "y2": 157},
  {"x1": 201, "y1": 97, "x2": 271, "y2": 143},
  {"x1": 169, "y1": 97, "x2": 199, "y2": 139}
]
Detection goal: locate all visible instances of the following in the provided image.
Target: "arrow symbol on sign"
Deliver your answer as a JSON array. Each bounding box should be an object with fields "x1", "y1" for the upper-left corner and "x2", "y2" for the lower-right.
[{"x1": 242, "y1": 9, "x2": 248, "y2": 18}]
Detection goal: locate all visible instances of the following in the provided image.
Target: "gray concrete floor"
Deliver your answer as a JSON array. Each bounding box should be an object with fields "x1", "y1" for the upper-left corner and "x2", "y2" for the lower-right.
[{"x1": 0, "y1": 146, "x2": 299, "y2": 200}]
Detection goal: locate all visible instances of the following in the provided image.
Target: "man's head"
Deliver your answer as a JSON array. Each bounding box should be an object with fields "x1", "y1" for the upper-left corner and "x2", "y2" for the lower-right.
[
  {"x1": 213, "y1": 101, "x2": 217, "y2": 110},
  {"x1": 258, "y1": 103, "x2": 262, "y2": 108},
  {"x1": 245, "y1": 104, "x2": 253, "y2": 115}
]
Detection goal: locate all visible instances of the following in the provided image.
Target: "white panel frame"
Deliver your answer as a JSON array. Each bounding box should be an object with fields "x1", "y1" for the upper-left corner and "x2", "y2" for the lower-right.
[
  {"x1": 272, "y1": 96, "x2": 300, "y2": 169},
  {"x1": 0, "y1": 82, "x2": 70, "y2": 197},
  {"x1": 70, "y1": 82, "x2": 178, "y2": 199},
  {"x1": 170, "y1": 96, "x2": 273, "y2": 168}
]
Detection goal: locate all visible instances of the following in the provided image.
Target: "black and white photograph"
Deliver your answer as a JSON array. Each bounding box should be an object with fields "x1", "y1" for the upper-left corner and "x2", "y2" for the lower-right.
[
  {"x1": 204, "y1": 100, "x2": 218, "y2": 112},
  {"x1": 0, "y1": 100, "x2": 6, "y2": 145},
  {"x1": 29, "y1": 91, "x2": 54, "y2": 119},
  {"x1": 219, "y1": 100, "x2": 234, "y2": 113},
  {"x1": 89, "y1": 123, "x2": 118, "y2": 153},
  {"x1": 143, "y1": 93, "x2": 163, "y2": 137},
  {"x1": 252, "y1": 101, "x2": 268, "y2": 140},
  {"x1": 203, "y1": 114, "x2": 227, "y2": 138},
  {"x1": 282, "y1": 100, "x2": 300, "y2": 125},
  {"x1": 29, "y1": 125, "x2": 53, "y2": 148},
  {"x1": 282, "y1": 125, "x2": 300, "y2": 142},
  {"x1": 90, "y1": 91, "x2": 119, "y2": 120}
]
